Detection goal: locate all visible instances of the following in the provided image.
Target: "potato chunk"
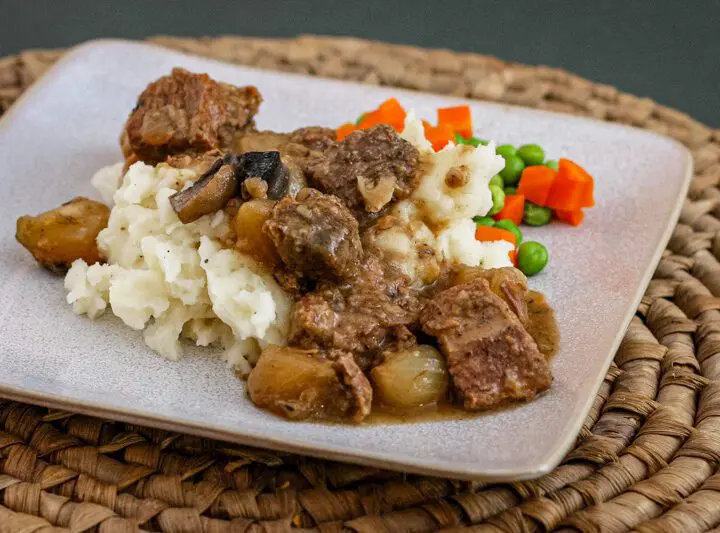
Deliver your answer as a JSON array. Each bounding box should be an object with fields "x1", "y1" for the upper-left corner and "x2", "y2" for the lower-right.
[
  {"x1": 16, "y1": 197, "x2": 110, "y2": 272},
  {"x1": 248, "y1": 346, "x2": 372, "y2": 422},
  {"x1": 233, "y1": 199, "x2": 280, "y2": 269}
]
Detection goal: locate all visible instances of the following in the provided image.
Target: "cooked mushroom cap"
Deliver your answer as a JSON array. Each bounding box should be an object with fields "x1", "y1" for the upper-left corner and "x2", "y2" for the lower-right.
[
  {"x1": 169, "y1": 160, "x2": 238, "y2": 223},
  {"x1": 234, "y1": 151, "x2": 289, "y2": 200},
  {"x1": 169, "y1": 151, "x2": 290, "y2": 224}
]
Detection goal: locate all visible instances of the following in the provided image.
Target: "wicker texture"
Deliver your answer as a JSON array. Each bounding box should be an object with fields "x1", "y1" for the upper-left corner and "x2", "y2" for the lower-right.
[{"x1": 0, "y1": 35, "x2": 719, "y2": 532}]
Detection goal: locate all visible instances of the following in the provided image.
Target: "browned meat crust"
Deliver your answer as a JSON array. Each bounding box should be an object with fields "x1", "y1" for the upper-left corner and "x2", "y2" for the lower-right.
[
  {"x1": 441, "y1": 266, "x2": 530, "y2": 326},
  {"x1": 123, "y1": 68, "x2": 262, "y2": 163},
  {"x1": 332, "y1": 353, "x2": 373, "y2": 422},
  {"x1": 290, "y1": 254, "x2": 421, "y2": 370},
  {"x1": 421, "y1": 277, "x2": 551, "y2": 410},
  {"x1": 289, "y1": 126, "x2": 337, "y2": 153},
  {"x1": 264, "y1": 189, "x2": 363, "y2": 280},
  {"x1": 306, "y1": 125, "x2": 419, "y2": 223}
]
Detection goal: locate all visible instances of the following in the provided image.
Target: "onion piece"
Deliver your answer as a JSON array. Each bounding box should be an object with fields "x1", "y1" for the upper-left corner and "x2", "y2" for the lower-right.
[{"x1": 371, "y1": 345, "x2": 449, "y2": 408}]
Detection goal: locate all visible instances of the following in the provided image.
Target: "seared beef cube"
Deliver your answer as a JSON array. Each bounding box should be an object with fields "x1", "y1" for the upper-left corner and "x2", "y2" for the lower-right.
[
  {"x1": 235, "y1": 130, "x2": 290, "y2": 153},
  {"x1": 290, "y1": 264, "x2": 419, "y2": 371},
  {"x1": 289, "y1": 126, "x2": 337, "y2": 153},
  {"x1": 264, "y1": 189, "x2": 362, "y2": 280},
  {"x1": 332, "y1": 352, "x2": 373, "y2": 422},
  {"x1": 421, "y1": 277, "x2": 551, "y2": 410},
  {"x1": 165, "y1": 149, "x2": 225, "y2": 176},
  {"x1": 123, "y1": 68, "x2": 261, "y2": 163},
  {"x1": 444, "y1": 266, "x2": 530, "y2": 326},
  {"x1": 307, "y1": 125, "x2": 419, "y2": 220}
]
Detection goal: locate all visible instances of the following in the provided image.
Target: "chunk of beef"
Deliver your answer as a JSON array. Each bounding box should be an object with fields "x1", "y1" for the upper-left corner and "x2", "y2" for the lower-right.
[
  {"x1": 289, "y1": 126, "x2": 337, "y2": 153},
  {"x1": 123, "y1": 68, "x2": 262, "y2": 163},
  {"x1": 332, "y1": 352, "x2": 373, "y2": 422},
  {"x1": 442, "y1": 266, "x2": 529, "y2": 326},
  {"x1": 247, "y1": 346, "x2": 372, "y2": 422},
  {"x1": 264, "y1": 189, "x2": 363, "y2": 280},
  {"x1": 307, "y1": 125, "x2": 420, "y2": 222},
  {"x1": 420, "y1": 277, "x2": 551, "y2": 410},
  {"x1": 165, "y1": 149, "x2": 224, "y2": 176},
  {"x1": 291, "y1": 254, "x2": 421, "y2": 370},
  {"x1": 235, "y1": 126, "x2": 335, "y2": 156},
  {"x1": 234, "y1": 130, "x2": 289, "y2": 153}
]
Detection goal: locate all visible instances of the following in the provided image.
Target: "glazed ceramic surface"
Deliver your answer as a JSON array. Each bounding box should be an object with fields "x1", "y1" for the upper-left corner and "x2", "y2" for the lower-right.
[{"x1": 0, "y1": 40, "x2": 692, "y2": 480}]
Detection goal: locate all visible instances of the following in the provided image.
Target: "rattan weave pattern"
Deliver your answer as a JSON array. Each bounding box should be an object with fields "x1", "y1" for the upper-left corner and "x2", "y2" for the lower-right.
[{"x1": 0, "y1": 35, "x2": 719, "y2": 532}]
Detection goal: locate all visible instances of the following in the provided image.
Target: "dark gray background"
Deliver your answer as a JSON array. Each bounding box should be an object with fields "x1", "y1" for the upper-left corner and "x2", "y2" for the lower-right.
[{"x1": 1, "y1": 0, "x2": 718, "y2": 126}]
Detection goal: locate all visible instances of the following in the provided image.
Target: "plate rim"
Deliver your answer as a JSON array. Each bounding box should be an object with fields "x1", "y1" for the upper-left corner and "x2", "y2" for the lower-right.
[{"x1": 0, "y1": 38, "x2": 694, "y2": 481}]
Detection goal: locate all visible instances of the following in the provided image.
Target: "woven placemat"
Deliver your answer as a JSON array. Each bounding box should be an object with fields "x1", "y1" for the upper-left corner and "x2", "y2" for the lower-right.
[{"x1": 1, "y1": 35, "x2": 720, "y2": 533}]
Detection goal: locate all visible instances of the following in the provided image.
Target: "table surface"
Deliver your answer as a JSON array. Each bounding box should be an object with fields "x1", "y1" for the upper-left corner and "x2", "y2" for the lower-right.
[{"x1": 1, "y1": 0, "x2": 718, "y2": 127}]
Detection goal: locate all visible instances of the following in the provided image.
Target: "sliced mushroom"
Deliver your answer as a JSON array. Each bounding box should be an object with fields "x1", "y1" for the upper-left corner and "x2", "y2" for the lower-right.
[
  {"x1": 169, "y1": 160, "x2": 238, "y2": 223},
  {"x1": 234, "y1": 151, "x2": 289, "y2": 200},
  {"x1": 169, "y1": 151, "x2": 290, "y2": 223}
]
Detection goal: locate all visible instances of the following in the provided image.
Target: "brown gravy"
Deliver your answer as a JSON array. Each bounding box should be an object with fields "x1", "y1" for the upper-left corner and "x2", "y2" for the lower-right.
[
  {"x1": 525, "y1": 290, "x2": 560, "y2": 360},
  {"x1": 362, "y1": 399, "x2": 528, "y2": 425}
]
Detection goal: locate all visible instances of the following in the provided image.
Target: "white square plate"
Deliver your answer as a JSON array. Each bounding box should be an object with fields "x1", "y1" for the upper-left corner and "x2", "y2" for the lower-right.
[{"x1": 0, "y1": 40, "x2": 692, "y2": 481}]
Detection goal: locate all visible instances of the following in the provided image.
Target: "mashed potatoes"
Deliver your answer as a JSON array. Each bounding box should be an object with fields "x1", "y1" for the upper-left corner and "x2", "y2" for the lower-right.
[
  {"x1": 374, "y1": 111, "x2": 513, "y2": 281},
  {"x1": 65, "y1": 162, "x2": 291, "y2": 371}
]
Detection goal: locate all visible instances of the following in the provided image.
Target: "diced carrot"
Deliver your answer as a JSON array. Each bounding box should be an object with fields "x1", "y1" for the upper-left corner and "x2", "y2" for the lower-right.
[
  {"x1": 357, "y1": 98, "x2": 407, "y2": 131},
  {"x1": 509, "y1": 249, "x2": 517, "y2": 266},
  {"x1": 376, "y1": 97, "x2": 407, "y2": 131},
  {"x1": 425, "y1": 123, "x2": 455, "y2": 151},
  {"x1": 545, "y1": 158, "x2": 595, "y2": 211},
  {"x1": 357, "y1": 110, "x2": 385, "y2": 129},
  {"x1": 475, "y1": 225, "x2": 517, "y2": 247},
  {"x1": 493, "y1": 194, "x2": 526, "y2": 226},
  {"x1": 555, "y1": 209, "x2": 585, "y2": 226},
  {"x1": 336, "y1": 123, "x2": 357, "y2": 141},
  {"x1": 517, "y1": 166, "x2": 556, "y2": 206},
  {"x1": 437, "y1": 105, "x2": 473, "y2": 139},
  {"x1": 561, "y1": 158, "x2": 594, "y2": 208}
]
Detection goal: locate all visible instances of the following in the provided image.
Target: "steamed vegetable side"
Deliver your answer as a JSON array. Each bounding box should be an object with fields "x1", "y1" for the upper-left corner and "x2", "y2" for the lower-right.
[{"x1": 337, "y1": 100, "x2": 597, "y2": 276}]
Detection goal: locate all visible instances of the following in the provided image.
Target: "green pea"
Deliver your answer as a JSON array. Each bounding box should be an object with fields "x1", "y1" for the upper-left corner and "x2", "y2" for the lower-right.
[
  {"x1": 496, "y1": 144, "x2": 517, "y2": 159},
  {"x1": 517, "y1": 241, "x2": 548, "y2": 276},
  {"x1": 523, "y1": 202, "x2": 552, "y2": 226},
  {"x1": 517, "y1": 144, "x2": 545, "y2": 166},
  {"x1": 489, "y1": 174, "x2": 504, "y2": 189},
  {"x1": 504, "y1": 186, "x2": 518, "y2": 195},
  {"x1": 473, "y1": 216, "x2": 495, "y2": 227},
  {"x1": 494, "y1": 219, "x2": 522, "y2": 244},
  {"x1": 545, "y1": 160, "x2": 559, "y2": 171},
  {"x1": 457, "y1": 134, "x2": 489, "y2": 148},
  {"x1": 487, "y1": 186, "x2": 505, "y2": 216},
  {"x1": 500, "y1": 154, "x2": 525, "y2": 185},
  {"x1": 354, "y1": 113, "x2": 366, "y2": 126}
]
